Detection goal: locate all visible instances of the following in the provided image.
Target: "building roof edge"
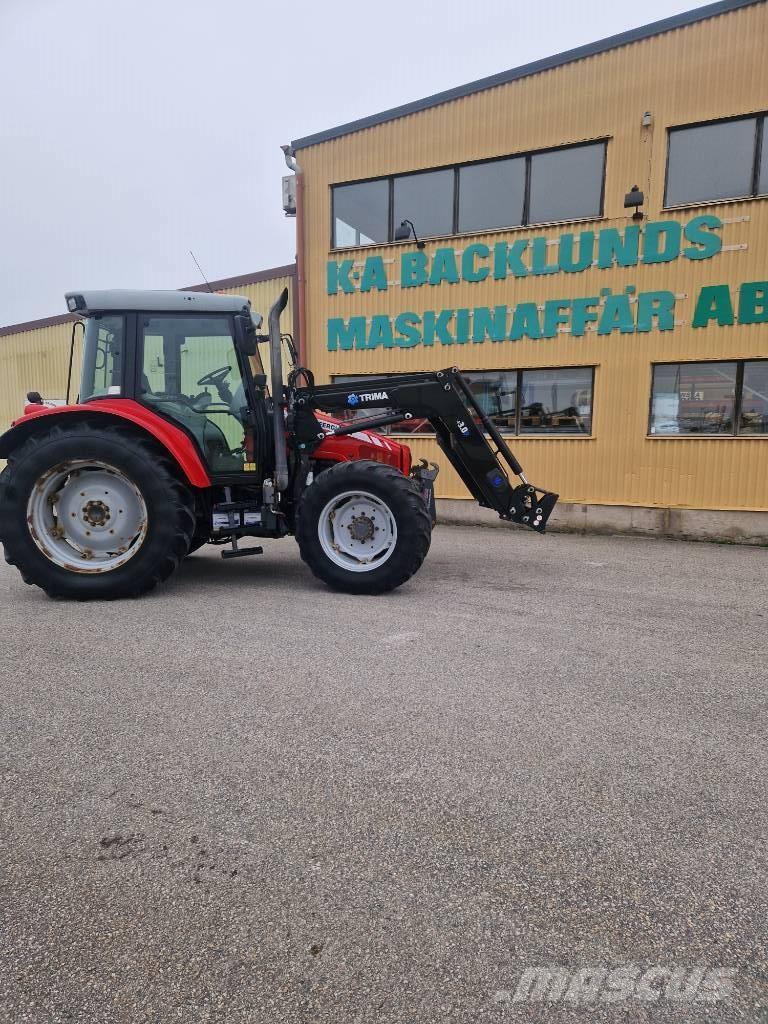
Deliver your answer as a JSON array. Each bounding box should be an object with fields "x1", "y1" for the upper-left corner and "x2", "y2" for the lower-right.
[{"x1": 291, "y1": 0, "x2": 763, "y2": 151}]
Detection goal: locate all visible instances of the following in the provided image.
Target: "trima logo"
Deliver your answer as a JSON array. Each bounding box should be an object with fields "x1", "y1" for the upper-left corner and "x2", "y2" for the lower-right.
[{"x1": 347, "y1": 391, "x2": 389, "y2": 405}]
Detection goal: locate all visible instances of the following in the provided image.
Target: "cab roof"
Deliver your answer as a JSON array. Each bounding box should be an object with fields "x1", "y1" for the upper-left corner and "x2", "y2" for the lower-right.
[{"x1": 65, "y1": 289, "x2": 251, "y2": 317}]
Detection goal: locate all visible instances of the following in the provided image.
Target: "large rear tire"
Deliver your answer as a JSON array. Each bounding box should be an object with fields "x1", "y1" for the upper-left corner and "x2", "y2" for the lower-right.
[
  {"x1": 187, "y1": 530, "x2": 210, "y2": 555},
  {"x1": 295, "y1": 460, "x2": 431, "y2": 594},
  {"x1": 0, "y1": 422, "x2": 195, "y2": 600}
]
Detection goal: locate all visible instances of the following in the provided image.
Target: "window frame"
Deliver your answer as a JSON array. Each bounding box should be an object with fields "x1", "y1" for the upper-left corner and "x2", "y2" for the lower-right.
[
  {"x1": 392, "y1": 166, "x2": 457, "y2": 242},
  {"x1": 330, "y1": 138, "x2": 609, "y2": 251},
  {"x1": 457, "y1": 155, "x2": 527, "y2": 235},
  {"x1": 648, "y1": 358, "x2": 768, "y2": 438},
  {"x1": 331, "y1": 365, "x2": 596, "y2": 437},
  {"x1": 663, "y1": 111, "x2": 768, "y2": 211},
  {"x1": 330, "y1": 176, "x2": 391, "y2": 248},
  {"x1": 516, "y1": 365, "x2": 596, "y2": 437}
]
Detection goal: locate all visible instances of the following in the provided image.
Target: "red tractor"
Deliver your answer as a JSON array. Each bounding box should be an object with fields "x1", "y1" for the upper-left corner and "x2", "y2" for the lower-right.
[{"x1": 0, "y1": 288, "x2": 557, "y2": 600}]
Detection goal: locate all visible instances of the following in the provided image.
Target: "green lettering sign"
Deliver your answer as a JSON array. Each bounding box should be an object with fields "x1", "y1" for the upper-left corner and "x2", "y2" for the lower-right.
[
  {"x1": 394, "y1": 312, "x2": 421, "y2": 347},
  {"x1": 360, "y1": 256, "x2": 388, "y2": 293},
  {"x1": 472, "y1": 305, "x2": 507, "y2": 343},
  {"x1": 327, "y1": 317, "x2": 367, "y2": 351},
  {"x1": 738, "y1": 281, "x2": 768, "y2": 324},
  {"x1": 692, "y1": 285, "x2": 734, "y2": 328}
]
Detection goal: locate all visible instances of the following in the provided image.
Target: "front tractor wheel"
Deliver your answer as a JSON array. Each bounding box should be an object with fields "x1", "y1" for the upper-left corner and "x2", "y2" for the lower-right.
[
  {"x1": 0, "y1": 422, "x2": 195, "y2": 600},
  {"x1": 296, "y1": 460, "x2": 431, "y2": 594}
]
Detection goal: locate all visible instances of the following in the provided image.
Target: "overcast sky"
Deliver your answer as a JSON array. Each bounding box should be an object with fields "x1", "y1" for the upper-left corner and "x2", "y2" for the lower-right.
[{"x1": 0, "y1": 0, "x2": 714, "y2": 326}]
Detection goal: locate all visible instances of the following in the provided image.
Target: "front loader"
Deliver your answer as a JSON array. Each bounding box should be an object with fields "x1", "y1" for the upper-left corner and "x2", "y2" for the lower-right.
[{"x1": 0, "y1": 287, "x2": 558, "y2": 600}]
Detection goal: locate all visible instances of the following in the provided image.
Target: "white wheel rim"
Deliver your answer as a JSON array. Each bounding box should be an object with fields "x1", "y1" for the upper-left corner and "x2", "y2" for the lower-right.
[
  {"x1": 317, "y1": 489, "x2": 397, "y2": 573},
  {"x1": 26, "y1": 459, "x2": 148, "y2": 574}
]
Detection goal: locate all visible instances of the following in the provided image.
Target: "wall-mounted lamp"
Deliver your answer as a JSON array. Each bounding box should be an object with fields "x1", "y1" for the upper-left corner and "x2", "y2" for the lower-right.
[
  {"x1": 394, "y1": 219, "x2": 425, "y2": 249},
  {"x1": 624, "y1": 184, "x2": 645, "y2": 221},
  {"x1": 641, "y1": 111, "x2": 653, "y2": 128}
]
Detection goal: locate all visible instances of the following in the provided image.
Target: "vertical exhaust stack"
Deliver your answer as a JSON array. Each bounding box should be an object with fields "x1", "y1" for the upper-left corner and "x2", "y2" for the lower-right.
[{"x1": 268, "y1": 288, "x2": 290, "y2": 493}]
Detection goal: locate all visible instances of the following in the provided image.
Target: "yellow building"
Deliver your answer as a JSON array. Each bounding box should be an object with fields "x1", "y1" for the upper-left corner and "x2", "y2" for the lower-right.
[
  {"x1": 287, "y1": 0, "x2": 768, "y2": 541},
  {"x1": 2, "y1": 1, "x2": 767, "y2": 542}
]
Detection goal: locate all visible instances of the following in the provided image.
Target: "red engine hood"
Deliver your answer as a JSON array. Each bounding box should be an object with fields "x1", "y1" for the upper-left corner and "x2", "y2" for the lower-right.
[{"x1": 312, "y1": 414, "x2": 411, "y2": 475}]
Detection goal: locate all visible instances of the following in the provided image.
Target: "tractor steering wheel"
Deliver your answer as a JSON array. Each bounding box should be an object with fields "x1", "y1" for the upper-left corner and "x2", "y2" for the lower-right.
[{"x1": 197, "y1": 365, "x2": 232, "y2": 388}]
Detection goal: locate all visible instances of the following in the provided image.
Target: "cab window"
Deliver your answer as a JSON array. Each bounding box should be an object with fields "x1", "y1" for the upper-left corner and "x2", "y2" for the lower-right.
[
  {"x1": 80, "y1": 316, "x2": 124, "y2": 400},
  {"x1": 138, "y1": 315, "x2": 248, "y2": 472}
]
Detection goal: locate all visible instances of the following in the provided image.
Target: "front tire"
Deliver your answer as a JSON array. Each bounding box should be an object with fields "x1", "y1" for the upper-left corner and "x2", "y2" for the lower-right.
[
  {"x1": 296, "y1": 460, "x2": 431, "y2": 594},
  {"x1": 0, "y1": 421, "x2": 195, "y2": 600}
]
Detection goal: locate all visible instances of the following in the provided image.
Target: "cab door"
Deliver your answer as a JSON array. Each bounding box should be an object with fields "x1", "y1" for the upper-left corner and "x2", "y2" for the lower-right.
[{"x1": 137, "y1": 313, "x2": 261, "y2": 479}]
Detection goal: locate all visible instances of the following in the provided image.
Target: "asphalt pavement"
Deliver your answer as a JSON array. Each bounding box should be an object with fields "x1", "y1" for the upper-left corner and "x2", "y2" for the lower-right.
[{"x1": 0, "y1": 525, "x2": 766, "y2": 1023}]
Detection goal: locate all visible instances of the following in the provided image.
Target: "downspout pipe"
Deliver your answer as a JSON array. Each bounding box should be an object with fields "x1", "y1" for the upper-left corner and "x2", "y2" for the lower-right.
[{"x1": 281, "y1": 145, "x2": 306, "y2": 365}]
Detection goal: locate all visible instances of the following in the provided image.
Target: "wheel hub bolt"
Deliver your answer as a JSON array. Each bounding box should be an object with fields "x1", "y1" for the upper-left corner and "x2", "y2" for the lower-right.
[
  {"x1": 348, "y1": 514, "x2": 375, "y2": 542},
  {"x1": 82, "y1": 500, "x2": 111, "y2": 527}
]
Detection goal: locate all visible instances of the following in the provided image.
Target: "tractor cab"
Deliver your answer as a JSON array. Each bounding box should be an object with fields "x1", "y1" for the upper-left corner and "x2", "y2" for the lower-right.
[{"x1": 71, "y1": 289, "x2": 270, "y2": 479}]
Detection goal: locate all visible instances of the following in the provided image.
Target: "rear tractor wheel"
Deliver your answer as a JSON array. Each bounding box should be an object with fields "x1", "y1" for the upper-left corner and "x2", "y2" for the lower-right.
[
  {"x1": 0, "y1": 422, "x2": 195, "y2": 599},
  {"x1": 295, "y1": 460, "x2": 431, "y2": 594}
]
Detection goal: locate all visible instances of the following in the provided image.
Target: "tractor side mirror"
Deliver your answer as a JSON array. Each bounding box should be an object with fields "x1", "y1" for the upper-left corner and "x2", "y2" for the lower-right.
[{"x1": 234, "y1": 314, "x2": 258, "y2": 356}]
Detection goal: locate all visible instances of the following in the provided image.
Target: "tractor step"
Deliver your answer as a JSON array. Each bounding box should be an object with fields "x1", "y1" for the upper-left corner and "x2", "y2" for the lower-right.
[{"x1": 221, "y1": 545, "x2": 263, "y2": 560}]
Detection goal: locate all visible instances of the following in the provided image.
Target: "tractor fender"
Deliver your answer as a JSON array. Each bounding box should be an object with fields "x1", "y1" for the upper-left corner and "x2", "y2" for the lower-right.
[{"x1": 0, "y1": 399, "x2": 211, "y2": 487}]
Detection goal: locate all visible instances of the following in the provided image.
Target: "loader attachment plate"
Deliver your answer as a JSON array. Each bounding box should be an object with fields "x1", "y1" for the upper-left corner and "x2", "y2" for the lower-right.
[{"x1": 506, "y1": 484, "x2": 559, "y2": 534}]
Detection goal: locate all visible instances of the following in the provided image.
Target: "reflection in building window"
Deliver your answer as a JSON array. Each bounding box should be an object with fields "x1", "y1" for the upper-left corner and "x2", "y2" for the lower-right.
[
  {"x1": 528, "y1": 144, "x2": 605, "y2": 224},
  {"x1": 740, "y1": 361, "x2": 768, "y2": 434},
  {"x1": 333, "y1": 179, "x2": 389, "y2": 248},
  {"x1": 519, "y1": 367, "x2": 593, "y2": 434},
  {"x1": 465, "y1": 371, "x2": 517, "y2": 434},
  {"x1": 665, "y1": 115, "x2": 766, "y2": 207},
  {"x1": 393, "y1": 169, "x2": 454, "y2": 240},
  {"x1": 331, "y1": 140, "x2": 607, "y2": 249},
  {"x1": 649, "y1": 361, "x2": 752, "y2": 435},
  {"x1": 458, "y1": 158, "x2": 525, "y2": 234}
]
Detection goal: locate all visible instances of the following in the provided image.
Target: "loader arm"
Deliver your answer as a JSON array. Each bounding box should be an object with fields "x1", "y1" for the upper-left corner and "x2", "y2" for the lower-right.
[{"x1": 291, "y1": 367, "x2": 559, "y2": 533}]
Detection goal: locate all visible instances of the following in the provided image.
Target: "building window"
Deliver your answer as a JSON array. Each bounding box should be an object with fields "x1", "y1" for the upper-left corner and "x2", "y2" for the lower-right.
[
  {"x1": 458, "y1": 158, "x2": 526, "y2": 233},
  {"x1": 463, "y1": 371, "x2": 518, "y2": 434},
  {"x1": 759, "y1": 131, "x2": 768, "y2": 196},
  {"x1": 528, "y1": 144, "x2": 605, "y2": 224},
  {"x1": 519, "y1": 367, "x2": 594, "y2": 434},
  {"x1": 331, "y1": 367, "x2": 594, "y2": 436},
  {"x1": 331, "y1": 140, "x2": 607, "y2": 249},
  {"x1": 333, "y1": 179, "x2": 389, "y2": 248},
  {"x1": 649, "y1": 360, "x2": 768, "y2": 436},
  {"x1": 393, "y1": 169, "x2": 454, "y2": 239},
  {"x1": 741, "y1": 361, "x2": 768, "y2": 434},
  {"x1": 665, "y1": 115, "x2": 767, "y2": 207}
]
